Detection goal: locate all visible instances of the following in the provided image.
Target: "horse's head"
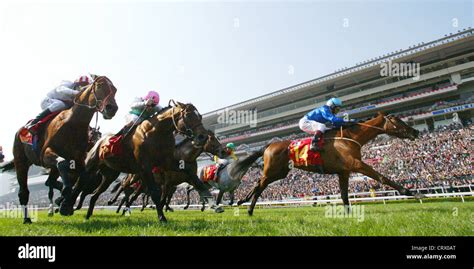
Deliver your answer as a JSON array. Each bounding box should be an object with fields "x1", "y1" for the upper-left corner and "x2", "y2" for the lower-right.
[
  {"x1": 203, "y1": 130, "x2": 230, "y2": 158},
  {"x1": 380, "y1": 113, "x2": 419, "y2": 140},
  {"x1": 170, "y1": 101, "x2": 208, "y2": 147},
  {"x1": 82, "y1": 76, "x2": 118, "y2": 119}
]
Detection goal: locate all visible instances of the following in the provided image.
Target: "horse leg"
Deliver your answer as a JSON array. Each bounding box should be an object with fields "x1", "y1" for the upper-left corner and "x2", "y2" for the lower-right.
[
  {"x1": 142, "y1": 169, "x2": 165, "y2": 222},
  {"x1": 14, "y1": 157, "x2": 32, "y2": 224},
  {"x1": 123, "y1": 185, "x2": 142, "y2": 215},
  {"x1": 216, "y1": 190, "x2": 224, "y2": 206},
  {"x1": 183, "y1": 186, "x2": 194, "y2": 210},
  {"x1": 352, "y1": 160, "x2": 423, "y2": 198},
  {"x1": 56, "y1": 157, "x2": 81, "y2": 216},
  {"x1": 248, "y1": 176, "x2": 270, "y2": 216},
  {"x1": 140, "y1": 193, "x2": 147, "y2": 212},
  {"x1": 165, "y1": 186, "x2": 176, "y2": 212},
  {"x1": 338, "y1": 171, "x2": 351, "y2": 214},
  {"x1": 44, "y1": 169, "x2": 60, "y2": 217},
  {"x1": 237, "y1": 185, "x2": 256, "y2": 205},
  {"x1": 229, "y1": 191, "x2": 235, "y2": 206},
  {"x1": 108, "y1": 185, "x2": 124, "y2": 205},
  {"x1": 85, "y1": 167, "x2": 120, "y2": 220},
  {"x1": 119, "y1": 196, "x2": 128, "y2": 215},
  {"x1": 75, "y1": 191, "x2": 87, "y2": 211}
]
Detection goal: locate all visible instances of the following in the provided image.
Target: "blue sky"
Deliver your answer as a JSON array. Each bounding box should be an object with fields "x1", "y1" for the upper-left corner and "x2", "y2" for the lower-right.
[{"x1": 0, "y1": 0, "x2": 472, "y2": 158}]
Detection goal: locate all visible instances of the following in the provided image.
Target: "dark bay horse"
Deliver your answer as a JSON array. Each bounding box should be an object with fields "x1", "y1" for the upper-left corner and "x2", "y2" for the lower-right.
[
  {"x1": 76, "y1": 101, "x2": 211, "y2": 222},
  {"x1": 109, "y1": 130, "x2": 228, "y2": 215},
  {"x1": 236, "y1": 112, "x2": 423, "y2": 216},
  {"x1": 12, "y1": 76, "x2": 118, "y2": 223}
]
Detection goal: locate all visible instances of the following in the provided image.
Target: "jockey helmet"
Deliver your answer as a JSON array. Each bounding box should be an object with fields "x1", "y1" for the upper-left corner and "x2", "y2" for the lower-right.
[
  {"x1": 326, "y1": 97, "x2": 342, "y2": 108},
  {"x1": 75, "y1": 75, "x2": 92, "y2": 86},
  {"x1": 226, "y1": 142, "x2": 235, "y2": 150},
  {"x1": 144, "y1": 91, "x2": 160, "y2": 105}
]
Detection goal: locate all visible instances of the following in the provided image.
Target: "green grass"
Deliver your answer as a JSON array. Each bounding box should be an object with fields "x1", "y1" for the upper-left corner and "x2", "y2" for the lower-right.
[{"x1": 0, "y1": 201, "x2": 472, "y2": 236}]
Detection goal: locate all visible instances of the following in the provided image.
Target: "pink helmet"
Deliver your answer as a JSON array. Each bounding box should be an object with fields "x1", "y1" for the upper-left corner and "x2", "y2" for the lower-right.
[
  {"x1": 144, "y1": 91, "x2": 160, "y2": 105},
  {"x1": 75, "y1": 75, "x2": 92, "y2": 86}
]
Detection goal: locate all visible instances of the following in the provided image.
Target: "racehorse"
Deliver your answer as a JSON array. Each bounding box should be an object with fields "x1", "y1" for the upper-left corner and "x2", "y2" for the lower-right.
[
  {"x1": 75, "y1": 101, "x2": 212, "y2": 222},
  {"x1": 179, "y1": 155, "x2": 259, "y2": 211},
  {"x1": 236, "y1": 112, "x2": 423, "y2": 216},
  {"x1": 12, "y1": 76, "x2": 118, "y2": 223},
  {"x1": 109, "y1": 130, "x2": 229, "y2": 215}
]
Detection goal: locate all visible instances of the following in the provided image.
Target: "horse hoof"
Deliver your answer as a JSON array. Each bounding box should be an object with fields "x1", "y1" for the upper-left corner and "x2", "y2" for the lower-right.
[
  {"x1": 48, "y1": 211, "x2": 54, "y2": 217},
  {"x1": 54, "y1": 208, "x2": 59, "y2": 213},
  {"x1": 214, "y1": 207, "x2": 224, "y2": 213},
  {"x1": 23, "y1": 218, "x2": 32, "y2": 224},
  {"x1": 59, "y1": 204, "x2": 74, "y2": 216},
  {"x1": 247, "y1": 210, "x2": 253, "y2": 216},
  {"x1": 159, "y1": 216, "x2": 168, "y2": 223},
  {"x1": 237, "y1": 200, "x2": 244, "y2": 206}
]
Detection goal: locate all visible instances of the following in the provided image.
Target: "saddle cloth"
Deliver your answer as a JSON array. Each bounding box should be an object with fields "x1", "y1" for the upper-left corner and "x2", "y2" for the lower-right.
[
  {"x1": 99, "y1": 135, "x2": 123, "y2": 160},
  {"x1": 202, "y1": 164, "x2": 218, "y2": 182},
  {"x1": 19, "y1": 112, "x2": 60, "y2": 145},
  {"x1": 288, "y1": 137, "x2": 323, "y2": 167}
]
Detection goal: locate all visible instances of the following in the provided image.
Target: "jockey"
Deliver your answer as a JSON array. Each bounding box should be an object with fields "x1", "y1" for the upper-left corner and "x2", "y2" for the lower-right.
[
  {"x1": 299, "y1": 97, "x2": 355, "y2": 151},
  {"x1": 213, "y1": 142, "x2": 238, "y2": 178},
  {"x1": 116, "y1": 90, "x2": 163, "y2": 136},
  {"x1": 25, "y1": 75, "x2": 93, "y2": 134}
]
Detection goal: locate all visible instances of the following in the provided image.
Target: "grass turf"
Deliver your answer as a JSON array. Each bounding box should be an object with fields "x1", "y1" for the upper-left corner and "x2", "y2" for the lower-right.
[{"x1": 0, "y1": 201, "x2": 472, "y2": 236}]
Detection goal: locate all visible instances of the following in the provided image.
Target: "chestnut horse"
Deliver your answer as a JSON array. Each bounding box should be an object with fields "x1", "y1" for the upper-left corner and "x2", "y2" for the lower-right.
[
  {"x1": 236, "y1": 112, "x2": 423, "y2": 215},
  {"x1": 109, "y1": 130, "x2": 228, "y2": 215},
  {"x1": 76, "y1": 101, "x2": 211, "y2": 222},
  {"x1": 12, "y1": 76, "x2": 118, "y2": 223}
]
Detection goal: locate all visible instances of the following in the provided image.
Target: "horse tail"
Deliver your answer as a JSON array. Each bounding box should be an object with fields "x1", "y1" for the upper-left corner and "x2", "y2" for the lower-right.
[
  {"x1": 0, "y1": 160, "x2": 15, "y2": 172},
  {"x1": 229, "y1": 144, "x2": 269, "y2": 179}
]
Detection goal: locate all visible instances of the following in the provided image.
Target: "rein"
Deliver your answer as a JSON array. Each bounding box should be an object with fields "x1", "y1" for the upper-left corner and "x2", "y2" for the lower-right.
[
  {"x1": 325, "y1": 116, "x2": 389, "y2": 148},
  {"x1": 73, "y1": 76, "x2": 114, "y2": 112}
]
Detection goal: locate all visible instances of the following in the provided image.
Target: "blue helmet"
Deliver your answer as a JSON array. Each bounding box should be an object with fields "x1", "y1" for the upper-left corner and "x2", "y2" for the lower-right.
[{"x1": 326, "y1": 97, "x2": 342, "y2": 108}]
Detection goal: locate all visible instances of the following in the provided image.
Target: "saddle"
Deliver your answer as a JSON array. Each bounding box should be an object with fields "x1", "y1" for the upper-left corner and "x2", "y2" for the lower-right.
[
  {"x1": 19, "y1": 112, "x2": 60, "y2": 147},
  {"x1": 288, "y1": 137, "x2": 324, "y2": 166}
]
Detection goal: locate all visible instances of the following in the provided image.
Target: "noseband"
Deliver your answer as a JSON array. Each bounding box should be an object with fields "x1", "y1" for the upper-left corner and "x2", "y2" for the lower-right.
[{"x1": 73, "y1": 76, "x2": 115, "y2": 112}]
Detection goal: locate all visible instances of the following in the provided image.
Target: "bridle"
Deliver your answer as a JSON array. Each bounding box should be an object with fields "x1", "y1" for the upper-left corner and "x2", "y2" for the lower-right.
[
  {"x1": 327, "y1": 115, "x2": 410, "y2": 148},
  {"x1": 73, "y1": 76, "x2": 115, "y2": 113},
  {"x1": 169, "y1": 100, "x2": 204, "y2": 142},
  {"x1": 358, "y1": 115, "x2": 410, "y2": 137}
]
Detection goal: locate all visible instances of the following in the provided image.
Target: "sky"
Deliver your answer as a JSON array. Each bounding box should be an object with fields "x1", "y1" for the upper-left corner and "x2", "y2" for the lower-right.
[{"x1": 0, "y1": 0, "x2": 472, "y2": 159}]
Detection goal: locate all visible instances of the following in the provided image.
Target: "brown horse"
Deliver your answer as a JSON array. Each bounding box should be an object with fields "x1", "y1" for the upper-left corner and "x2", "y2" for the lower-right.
[
  {"x1": 13, "y1": 76, "x2": 118, "y2": 223},
  {"x1": 77, "y1": 101, "x2": 210, "y2": 222},
  {"x1": 109, "y1": 130, "x2": 228, "y2": 215},
  {"x1": 236, "y1": 112, "x2": 423, "y2": 215}
]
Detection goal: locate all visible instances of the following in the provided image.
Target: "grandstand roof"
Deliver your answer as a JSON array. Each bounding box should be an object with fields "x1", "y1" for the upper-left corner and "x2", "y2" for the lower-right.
[{"x1": 202, "y1": 28, "x2": 474, "y2": 124}]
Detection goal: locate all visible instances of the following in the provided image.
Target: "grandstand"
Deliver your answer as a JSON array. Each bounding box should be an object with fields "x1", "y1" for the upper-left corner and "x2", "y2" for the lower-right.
[{"x1": 199, "y1": 29, "x2": 474, "y2": 164}]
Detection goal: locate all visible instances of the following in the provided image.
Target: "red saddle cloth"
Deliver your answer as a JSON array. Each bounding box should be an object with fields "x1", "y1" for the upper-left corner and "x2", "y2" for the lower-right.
[
  {"x1": 19, "y1": 112, "x2": 60, "y2": 144},
  {"x1": 99, "y1": 135, "x2": 123, "y2": 160},
  {"x1": 202, "y1": 164, "x2": 218, "y2": 183},
  {"x1": 288, "y1": 137, "x2": 324, "y2": 166}
]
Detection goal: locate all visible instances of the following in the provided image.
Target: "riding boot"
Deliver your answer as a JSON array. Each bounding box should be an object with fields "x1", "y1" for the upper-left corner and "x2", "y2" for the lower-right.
[
  {"x1": 25, "y1": 109, "x2": 52, "y2": 134},
  {"x1": 310, "y1": 131, "x2": 323, "y2": 151}
]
